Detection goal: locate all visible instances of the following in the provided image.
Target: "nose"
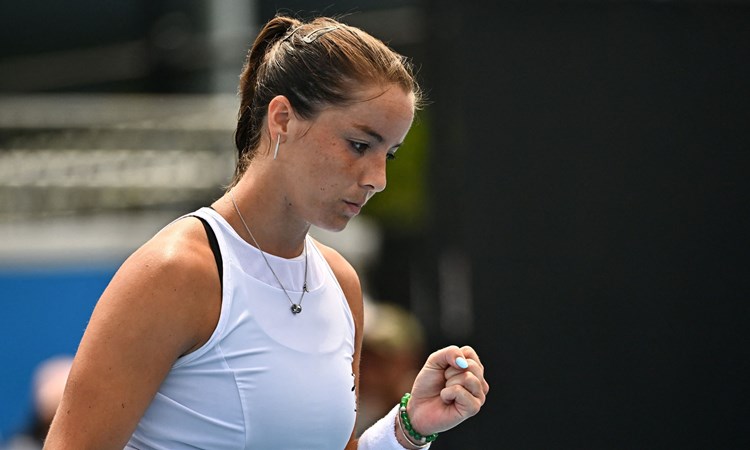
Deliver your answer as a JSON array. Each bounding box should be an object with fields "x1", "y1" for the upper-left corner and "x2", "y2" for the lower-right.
[{"x1": 360, "y1": 154, "x2": 387, "y2": 194}]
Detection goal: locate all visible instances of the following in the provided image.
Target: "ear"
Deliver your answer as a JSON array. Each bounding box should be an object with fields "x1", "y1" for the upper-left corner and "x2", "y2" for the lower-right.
[{"x1": 267, "y1": 95, "x2": 293, "y2": 142}]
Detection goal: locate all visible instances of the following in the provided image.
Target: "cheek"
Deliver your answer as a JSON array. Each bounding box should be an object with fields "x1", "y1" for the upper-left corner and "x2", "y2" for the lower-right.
[
  {"x1": 309, "y1": 145, "x2": 351, "y2": 187},
  {"x1": 298, "y1": 134, "x2": 357, "y2": 190},
  {"x1": 301, "y1": 158, "x2": 341, "y2": 197}
]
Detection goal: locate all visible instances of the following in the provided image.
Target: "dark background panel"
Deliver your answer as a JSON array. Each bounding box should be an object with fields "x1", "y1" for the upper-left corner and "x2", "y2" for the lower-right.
[{"x1": 428, "y1": 1, "x2": 749, "y2": 448}]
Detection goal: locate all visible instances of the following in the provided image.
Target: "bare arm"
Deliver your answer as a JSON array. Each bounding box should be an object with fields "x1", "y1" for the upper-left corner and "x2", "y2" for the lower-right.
[
  {"x1": 313, "y1": 241, "x2": 422, "y2": 449},
  {"x1": 316, "y1": 239, "x2": 489, "y2": 449},
  {"x1": 44, "y1": 218, "x2": 221, "y2": 450}
]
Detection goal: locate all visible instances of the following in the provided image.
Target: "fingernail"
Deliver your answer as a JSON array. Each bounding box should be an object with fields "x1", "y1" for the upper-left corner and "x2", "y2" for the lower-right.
[{"x1": 456, "y1": 357, "x2": 469, "y2": 369}]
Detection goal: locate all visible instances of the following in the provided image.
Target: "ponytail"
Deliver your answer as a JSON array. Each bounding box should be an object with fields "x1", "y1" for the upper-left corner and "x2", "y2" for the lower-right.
[{"x1": 233, "y1": 16, "x2": 299, "y2": 180}]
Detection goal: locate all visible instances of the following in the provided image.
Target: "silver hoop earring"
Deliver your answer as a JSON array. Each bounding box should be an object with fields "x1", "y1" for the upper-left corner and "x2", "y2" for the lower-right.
[{"x1": 273, "y1": 134, "x2": 281, "y2": 160}]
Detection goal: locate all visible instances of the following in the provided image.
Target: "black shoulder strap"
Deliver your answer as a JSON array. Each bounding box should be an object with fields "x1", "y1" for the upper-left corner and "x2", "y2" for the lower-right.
[{"x1": 190, "y1": 215, "x2": 223, "y2": 289}]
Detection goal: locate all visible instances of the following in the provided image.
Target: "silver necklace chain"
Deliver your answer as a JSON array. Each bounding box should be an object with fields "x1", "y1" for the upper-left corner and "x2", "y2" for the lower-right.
[{"x1": 229, "y1": 190, "x2": 308, "y2": 315}]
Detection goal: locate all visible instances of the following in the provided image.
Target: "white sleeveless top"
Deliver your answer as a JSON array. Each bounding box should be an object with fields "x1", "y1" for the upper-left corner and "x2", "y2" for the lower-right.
[{"x1": 126, "y1": 207, "x2": 357, "y2": 449}]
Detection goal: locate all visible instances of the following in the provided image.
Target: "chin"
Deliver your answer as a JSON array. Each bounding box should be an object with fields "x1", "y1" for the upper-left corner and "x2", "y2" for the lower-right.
[
  {"x1": 314, "y1": 216, "x2": 352, "y2": 233},
  {"x1": 321, "y1": 222, "x2": 350, "y2": 233}
]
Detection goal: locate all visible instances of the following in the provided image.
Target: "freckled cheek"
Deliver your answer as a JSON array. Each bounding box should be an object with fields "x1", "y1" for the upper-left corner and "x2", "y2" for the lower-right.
[
  {"x1": 315, "y1": 182, "x2": 339, "y2": 198},
  {"x1": 306, "y1": 146, "x2": 349, "y2": 196}
]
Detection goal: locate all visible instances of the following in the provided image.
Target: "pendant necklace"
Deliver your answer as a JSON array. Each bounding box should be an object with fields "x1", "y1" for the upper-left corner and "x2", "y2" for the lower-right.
[{"x1": 229, "y1": 190, "x2": 308, "y2": 315}]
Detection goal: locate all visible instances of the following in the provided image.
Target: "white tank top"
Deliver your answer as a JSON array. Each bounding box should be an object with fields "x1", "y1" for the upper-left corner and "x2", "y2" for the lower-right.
[{"x1": 126, "y1": 207, "x2": 357, "y2": 449}]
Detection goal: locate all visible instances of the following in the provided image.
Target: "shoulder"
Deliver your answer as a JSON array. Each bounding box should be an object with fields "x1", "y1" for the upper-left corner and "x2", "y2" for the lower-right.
[
  {"x1": 127, "y1": 215, "x2": 220, "y2": 310},
  {"x1": 102, "y1": 216, "x2": 221, "y2": 352},
  {"x1": 137, "y1": 216, "x2": 216, "y2": 278}
]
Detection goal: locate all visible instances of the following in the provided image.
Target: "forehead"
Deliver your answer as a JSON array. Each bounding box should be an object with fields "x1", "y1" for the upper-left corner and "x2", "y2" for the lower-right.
[
  {"x1": 348, "y1": 82, "x2": 415, "y2": 108},
  {"x1": 315, "y1": 84, "x2": 415, "y2": 133}
]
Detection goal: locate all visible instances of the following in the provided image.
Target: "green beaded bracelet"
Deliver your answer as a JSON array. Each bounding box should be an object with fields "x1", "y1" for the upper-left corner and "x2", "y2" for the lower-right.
[{"x1": 399, "y1": 393, "x2": 439, "y2": 445}]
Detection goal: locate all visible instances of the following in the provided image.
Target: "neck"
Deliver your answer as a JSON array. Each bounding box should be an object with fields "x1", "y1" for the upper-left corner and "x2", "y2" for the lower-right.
[{"x1": 213, "y1": 180, "x2": 309, "y2": 258}]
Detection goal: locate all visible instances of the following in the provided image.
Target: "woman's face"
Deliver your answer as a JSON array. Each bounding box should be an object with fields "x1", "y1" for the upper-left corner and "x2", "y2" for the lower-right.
[{"x1": 282, "y1": 83, "x2": 415, "y2": 231}]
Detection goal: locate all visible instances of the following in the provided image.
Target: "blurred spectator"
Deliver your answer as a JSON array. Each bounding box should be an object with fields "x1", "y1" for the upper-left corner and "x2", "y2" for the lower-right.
[
  {"x1": 2, "y1": 356, "x2": 73, "y2": 450},
  {"x1": 356, "y1": 298, "x2": 426, "y2": 435}
]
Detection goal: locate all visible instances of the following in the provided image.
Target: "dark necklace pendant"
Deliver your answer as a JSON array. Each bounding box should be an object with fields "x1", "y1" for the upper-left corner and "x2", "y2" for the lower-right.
[{"x1": 291, "y1": 304, "x2": 302, "y2": 314}]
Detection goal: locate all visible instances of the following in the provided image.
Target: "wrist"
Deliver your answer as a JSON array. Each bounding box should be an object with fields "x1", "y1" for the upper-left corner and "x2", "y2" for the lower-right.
[
  {"x1": 396, "y1": 393, "x2": 437, "y2": 449},
  {"x1": 395, "y1": 412, "x2": 429, "y2": 449},
  {"x1": 358, "y1": 404, "x2": 417, "y2": 450}
]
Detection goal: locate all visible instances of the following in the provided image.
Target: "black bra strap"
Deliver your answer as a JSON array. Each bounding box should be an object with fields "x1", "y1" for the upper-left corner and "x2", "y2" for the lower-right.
[{"x1": 190, "y1": 215, "x2": 223, "y2": 290}]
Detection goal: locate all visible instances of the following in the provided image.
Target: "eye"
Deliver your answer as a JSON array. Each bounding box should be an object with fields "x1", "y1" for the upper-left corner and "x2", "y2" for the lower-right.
[
  {"x1": 386, "y1": 152, "x2": 397, "y2": 161},
  {"x1": 349, "y1": 140, "x2": 370, "y2": 154}
]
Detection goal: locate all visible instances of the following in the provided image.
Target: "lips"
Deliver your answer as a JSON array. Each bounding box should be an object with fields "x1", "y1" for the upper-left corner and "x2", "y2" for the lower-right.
[{"x1": 343, "y1": 200, "x2": 363, "y2": 215}]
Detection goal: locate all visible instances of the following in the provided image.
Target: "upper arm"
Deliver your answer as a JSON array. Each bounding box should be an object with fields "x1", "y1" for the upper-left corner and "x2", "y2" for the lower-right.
[
  {"x1": 313, "y1": 240, "x2": 365, "y2": 449},
  {"x1": 45, "y1": 219, "x2": 221, "y2": 450}
]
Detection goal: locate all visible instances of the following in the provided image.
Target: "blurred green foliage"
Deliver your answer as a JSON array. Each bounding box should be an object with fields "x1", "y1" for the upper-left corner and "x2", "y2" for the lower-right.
[{"x1": 363, "y1": 111, "x2": 430, "y2": 233}]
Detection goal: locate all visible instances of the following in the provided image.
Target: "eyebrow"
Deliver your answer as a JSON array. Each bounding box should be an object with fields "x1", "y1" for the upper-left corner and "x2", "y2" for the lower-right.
[{"x1": 352, "y1": 124, "x2": 403, "y2": 149}]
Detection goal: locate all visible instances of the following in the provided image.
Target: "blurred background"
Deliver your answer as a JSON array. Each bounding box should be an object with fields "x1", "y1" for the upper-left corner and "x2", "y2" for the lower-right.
[{"x1": 1, "y1": 0, "x2": 748, "y2": 448}]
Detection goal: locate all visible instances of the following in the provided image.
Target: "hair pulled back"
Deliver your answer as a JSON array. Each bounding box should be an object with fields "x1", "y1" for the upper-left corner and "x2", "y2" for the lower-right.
[{"x1": 231, "y1": 15, "x2": 423, "y2": 185}]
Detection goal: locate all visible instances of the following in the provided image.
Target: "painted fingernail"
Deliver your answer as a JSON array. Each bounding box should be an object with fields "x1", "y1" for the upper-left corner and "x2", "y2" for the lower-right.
[{"x1": 456, "y1": 357, "x2": 469, "y2": 369}]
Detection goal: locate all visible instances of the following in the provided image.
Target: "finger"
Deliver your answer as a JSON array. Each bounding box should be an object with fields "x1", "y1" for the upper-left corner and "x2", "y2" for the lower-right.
[
  {"x1": 444, "y1": 357, "x2": 485, "y2": 386},
  {"x1": 460, "y1": 345, "x2": 484, "y2": 370},
  {"x1": 445, "y1": 355, "x2": 480, "y2": 377},
  {"x1": 440, "y1": 384, "x2": 483, "y2": 417},
  {"x1": 445, "y1": 371, "x2": 486, "y2": 401},
  {"x1": 425, "y1": 345, "x2": 471, "y2": 371},
  {"x1": 455, "y1": 346, "x2": 490, "y2": 395}
]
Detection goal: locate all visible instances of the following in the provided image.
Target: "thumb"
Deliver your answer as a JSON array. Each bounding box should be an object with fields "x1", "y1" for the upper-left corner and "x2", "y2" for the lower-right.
[{"x1": 425, "y1": 345, "x2": 469, "y2": 372}]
